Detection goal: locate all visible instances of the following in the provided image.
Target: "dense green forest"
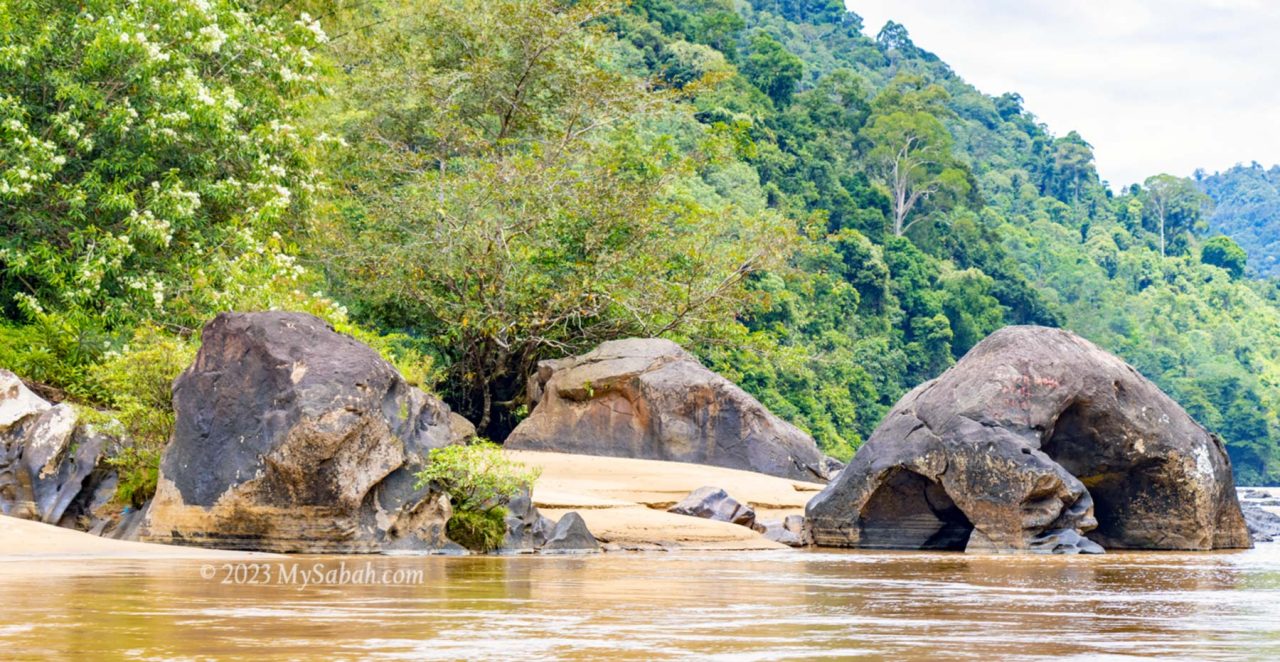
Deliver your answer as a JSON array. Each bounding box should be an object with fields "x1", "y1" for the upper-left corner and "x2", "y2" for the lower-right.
[
  {"x1": 2, "y1": 0, "x2": 1278, "y2": 487},
  {"x1": 1198, "y1": 163, "x2": 1280, "y2": 278}
]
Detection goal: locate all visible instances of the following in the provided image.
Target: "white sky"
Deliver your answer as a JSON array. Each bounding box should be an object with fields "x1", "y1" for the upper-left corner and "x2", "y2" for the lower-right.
[{"x1": 847, "y1": 0, "x2": 1280, "y2": 187}]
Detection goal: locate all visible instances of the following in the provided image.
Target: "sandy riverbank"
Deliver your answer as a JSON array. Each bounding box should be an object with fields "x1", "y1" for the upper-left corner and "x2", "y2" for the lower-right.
[
  {"x1": 0, "y1": 515, "x2": 278, "y2": 561},
  {"x1": 510, "y1": 450, "x2": 826, "y2": 550},
  {"x1": 0, "y1": 451, "x2": 825, "y2": 558}
]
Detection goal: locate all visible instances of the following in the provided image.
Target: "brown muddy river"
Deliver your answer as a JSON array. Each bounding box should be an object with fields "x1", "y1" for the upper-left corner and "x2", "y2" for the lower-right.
[{"x1": 2, "y1": 543, "x2": 1279, "y2": 660}]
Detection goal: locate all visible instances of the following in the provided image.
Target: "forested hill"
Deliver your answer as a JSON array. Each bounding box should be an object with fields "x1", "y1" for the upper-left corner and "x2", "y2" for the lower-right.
[
  {"x1": 598, "y1": 0, "x2": 1280, "y2": 483},
  {"x1": 1197, "y1": 164, "x2": 1280, "y2": 277},
  {"x1": 2, "y1": 0, "x2": 1278, "y2": 490}
]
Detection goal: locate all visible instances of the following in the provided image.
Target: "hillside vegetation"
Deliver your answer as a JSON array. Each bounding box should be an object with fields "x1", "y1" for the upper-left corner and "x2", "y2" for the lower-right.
[
  {"x1": 2, "y1": 0, "x2": 1277, "y2": 486},
  {"x1": 1198, "y1": 163, "x2": 1280, "y2": 278}
]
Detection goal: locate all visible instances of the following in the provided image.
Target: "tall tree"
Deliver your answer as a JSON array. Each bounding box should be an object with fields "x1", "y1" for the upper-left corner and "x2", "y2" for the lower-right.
[
  {"x1": 860, "y1": 78, "x2": 968, "y2": 237},
  {"x1": 1141, "y1": 174, "x2": 1211, "y2": 257},
  {"x1": 321, "y1": 0, "x2": 789, "y2": 434},
  {"x1": 1046, "y1": 131, "x2": 1097, "y2": 206}
]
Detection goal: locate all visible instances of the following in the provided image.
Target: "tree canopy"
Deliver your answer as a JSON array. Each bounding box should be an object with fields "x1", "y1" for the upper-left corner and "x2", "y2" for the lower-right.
[{"x1": 4, "y1": 0, "x2": 1280, "y2": 486}]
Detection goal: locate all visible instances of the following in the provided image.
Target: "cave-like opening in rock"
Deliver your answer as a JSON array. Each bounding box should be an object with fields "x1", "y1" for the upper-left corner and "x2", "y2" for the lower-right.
[
  {"x1": 1041, "y1": 402, "x2": 1175, "y2": 548},
  {"x1": 858, "y1": 468, "x2": 973, "y2": 550}
]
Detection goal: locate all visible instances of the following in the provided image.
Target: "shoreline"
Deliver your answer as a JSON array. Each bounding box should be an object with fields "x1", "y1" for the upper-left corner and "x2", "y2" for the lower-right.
[
  {"x1": 0, "y1": 515, "x2": 279, "y2": 561},
  {"x1": 512, "y1": 449, "x2": 824, "y2": 551},
  {"x1": 0, "y1": 451, "x2": 825, "y2": 560},
  {"x1": 4, "y1": 457, "x2": 1272, "y2": 561}
]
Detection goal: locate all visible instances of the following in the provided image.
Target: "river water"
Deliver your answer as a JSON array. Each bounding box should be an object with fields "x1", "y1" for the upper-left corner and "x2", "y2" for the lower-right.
[{"x1": 2, "y1": 542, "x2": 1278, "y2": 660}]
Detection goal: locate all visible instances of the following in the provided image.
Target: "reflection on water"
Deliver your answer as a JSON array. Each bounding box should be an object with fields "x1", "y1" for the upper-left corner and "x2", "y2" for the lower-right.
[{"x1": 1, "y1": 544, "x2": 1278, "y2": 660}]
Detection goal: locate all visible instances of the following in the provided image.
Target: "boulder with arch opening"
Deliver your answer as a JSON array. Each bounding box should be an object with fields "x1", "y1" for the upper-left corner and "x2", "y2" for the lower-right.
[{"x1": 805, "y1": 325, "x2": 1251, "y2": 553}]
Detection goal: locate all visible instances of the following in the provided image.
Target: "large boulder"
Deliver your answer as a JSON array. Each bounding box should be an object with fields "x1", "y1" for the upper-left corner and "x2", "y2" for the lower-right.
[
  {"x1": 505, "y1": 338, "x2": 829, "y2": 482},
  {"x1": 807, "y1": 326, "x2": 1251, "y2": 553},
  {"x1": 143, "y1": 312, "x2": 474, "y2": 553}
]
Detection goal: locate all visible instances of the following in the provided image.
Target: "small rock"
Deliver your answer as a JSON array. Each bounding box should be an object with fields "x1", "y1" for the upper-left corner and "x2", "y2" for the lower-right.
[
  {"x1": 762, "y1": 515, "x2": 814, "y2": 547},
  {"x1": 500, "y1": 487, "x2": 556, "y2": 554},
  {"x1": 541, "y1": 512, "x2": 600, "y2": 554},
  {"x1": 1029, "y1": 528, "x2": 1106, "y2": 555},
  {"x1": 668, "y1": 486, "x2": 758, "y2": 530}
]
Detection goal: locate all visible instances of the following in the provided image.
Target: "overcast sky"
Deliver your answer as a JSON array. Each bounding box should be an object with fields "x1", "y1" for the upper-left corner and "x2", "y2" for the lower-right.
[{"x1": 848, "y1": 1, "x2": 1280, "y2": 188}]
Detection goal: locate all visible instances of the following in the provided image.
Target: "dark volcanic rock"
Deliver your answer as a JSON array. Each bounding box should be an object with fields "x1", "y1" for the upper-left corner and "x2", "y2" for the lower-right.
[
  {"x1": 668, "y1": 486, "x2": 760, "y2": 531},
  {"x1": 505, "y1": 338, "x2": 829, "y2": 482},
  {"x1": 540, "y1": 511, "x2": 600, "y2": 554},
  {"x1": 807, "y1": 326, "x2": 1251, "y2": 553},
  {"x1": 143, "y1": 312, "x2": 474, "y2": 553}
]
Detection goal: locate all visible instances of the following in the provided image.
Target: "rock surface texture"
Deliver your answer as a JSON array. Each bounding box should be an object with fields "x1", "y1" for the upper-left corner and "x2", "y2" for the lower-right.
[
  {"x1": 499, "y1": 486, "x2": 558, "y2": 554},
  {"x1": 0, "y1": 370, "x2": 131, "y2": 536},
  {"x1": 144, "y1": 312, "x2": 474, "y2": 553},
  {"x1": 505, "y1": 339, "x2": 830, "y2": 482},
  {"x1": 807, "y1": 326, "x2": 1251, "y2": 553}
]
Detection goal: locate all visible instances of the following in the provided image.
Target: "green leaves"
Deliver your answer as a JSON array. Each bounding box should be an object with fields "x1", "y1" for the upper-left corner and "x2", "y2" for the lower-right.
[
  {"x1": 321, "y1": 0, "x2": 788, "y2": 433},
  {"x1": 0, "y1": 0, "x2": 329, "y2": 333},
  {"x1": 742, "y1": 32, "x2": 803, "y2": 106},
  {"x1": 860, "y1": 76, "x2": 970, "y2": 237},
  {"x1": 415, "y1": 442, "x2": 540, "y2": 513},
  {"x1": 1201, "y1": 235, "x2": 1248, "y2": 279}
]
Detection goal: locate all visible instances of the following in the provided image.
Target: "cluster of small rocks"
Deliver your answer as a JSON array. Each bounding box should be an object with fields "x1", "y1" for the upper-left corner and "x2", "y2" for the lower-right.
[{"x1": 501, "y1": 487, "x2": 599, "y2": 554}]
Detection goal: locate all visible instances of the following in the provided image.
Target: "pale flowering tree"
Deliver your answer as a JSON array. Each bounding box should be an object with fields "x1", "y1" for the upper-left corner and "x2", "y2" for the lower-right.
[{"x1": 0, "y1": 0, "x2": 332, "y2": 336}]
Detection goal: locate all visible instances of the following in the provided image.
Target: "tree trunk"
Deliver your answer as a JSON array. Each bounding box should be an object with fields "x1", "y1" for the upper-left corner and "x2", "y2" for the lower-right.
[
  {"x1": 477, "y1": 382, "x2": 492, "y2": 435},
  {"x1": 1159, "y1": 214, "x2": 1166, "y2": 257}
]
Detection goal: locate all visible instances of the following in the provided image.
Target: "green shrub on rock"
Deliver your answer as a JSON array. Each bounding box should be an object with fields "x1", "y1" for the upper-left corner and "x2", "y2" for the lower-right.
[{"x1": 415, "y1": 441, "x2": 540, "y2": 552}]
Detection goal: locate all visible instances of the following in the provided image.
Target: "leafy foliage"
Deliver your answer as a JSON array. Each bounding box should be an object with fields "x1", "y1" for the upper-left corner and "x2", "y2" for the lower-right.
[
  {"x1": 319, "y1": 0, "x2": 789, "y2": 434},
  {"x1": 415, "y1": 441, "x2": 540, "y2": 552},
  {"x1": 5, "y1": 0, "x2": 1280, "y2": 489},
  {"x1": 415, "y1": 442, "x2": 541, "y2": 513},
  {"x1": 1198, "y1": 163, "x2": 1280, "y2": 277},
  {"x1": 1201, "y1": 236, "x2": 1248, "y2": 279},
  {"x1": 0, "y1": 0, "x2": 330, "y2": 332}
]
